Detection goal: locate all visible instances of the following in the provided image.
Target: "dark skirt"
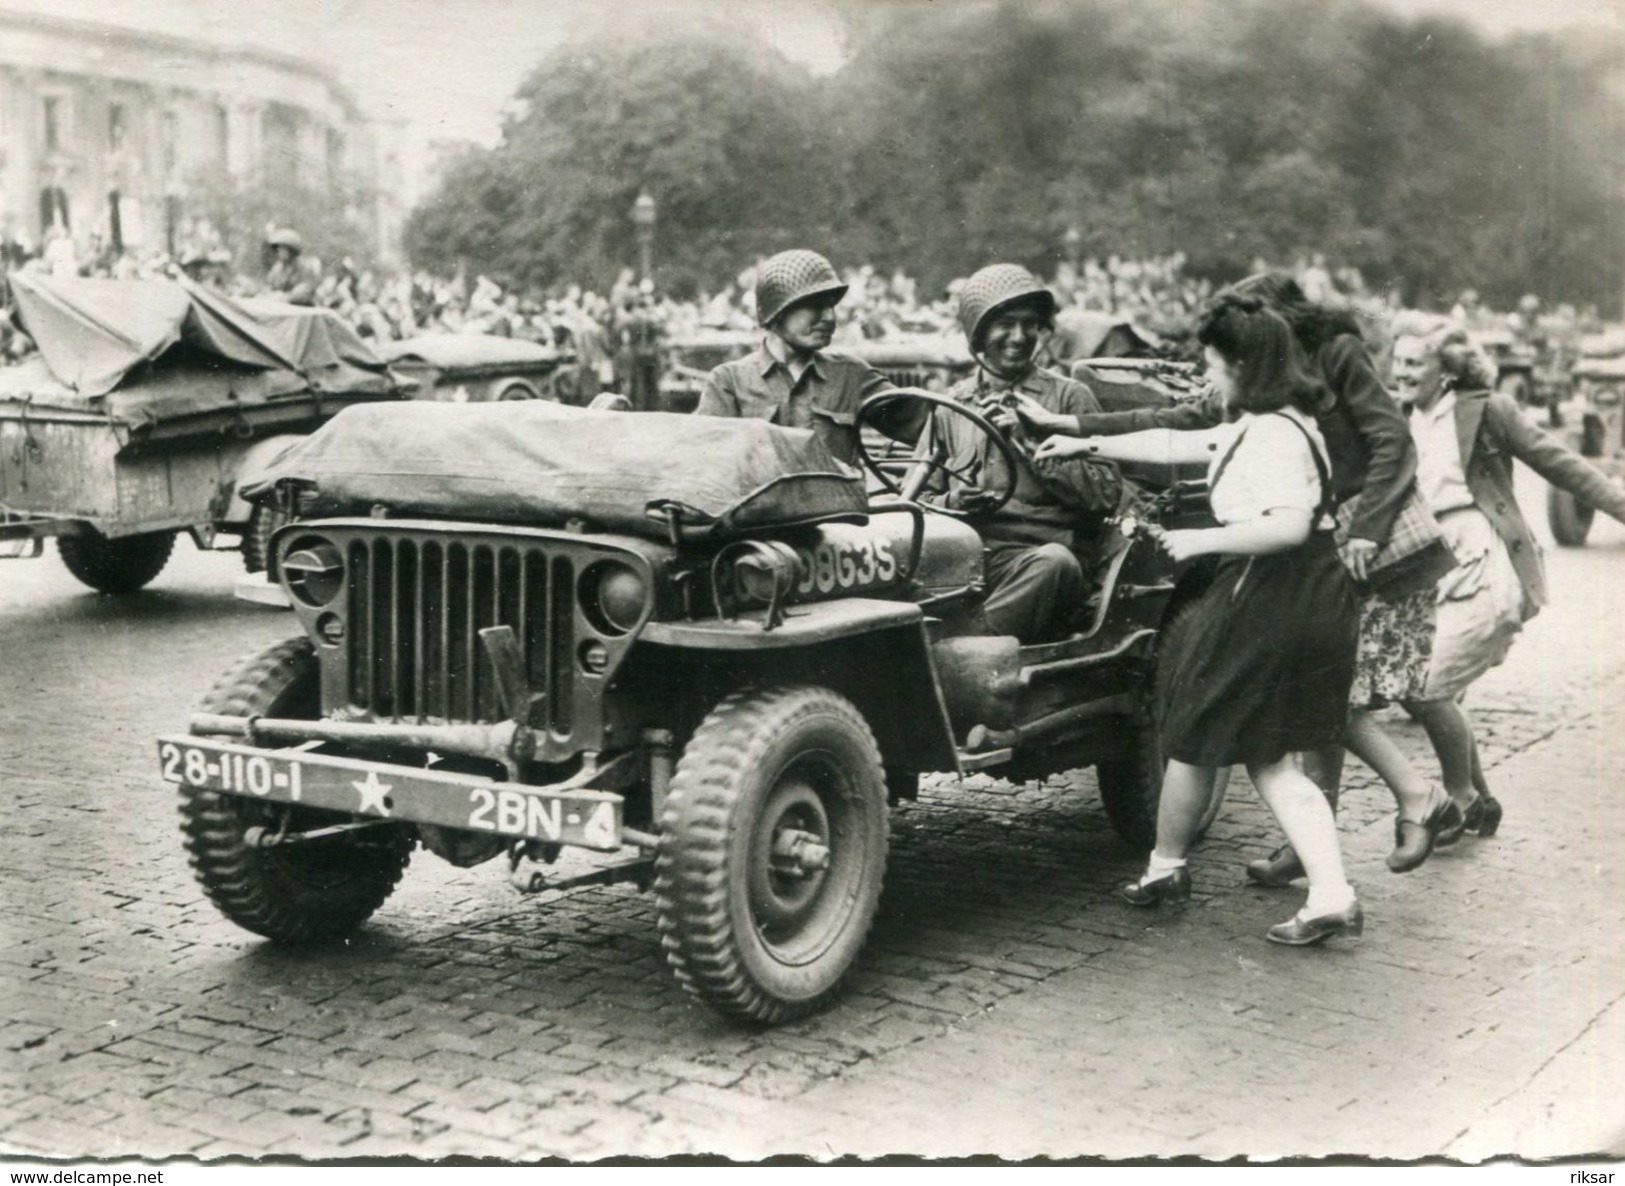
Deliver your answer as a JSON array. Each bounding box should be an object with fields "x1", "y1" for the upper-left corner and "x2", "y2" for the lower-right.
[{"x1": 1158, "y1": 533, "x2": 1359, "y2": 768}]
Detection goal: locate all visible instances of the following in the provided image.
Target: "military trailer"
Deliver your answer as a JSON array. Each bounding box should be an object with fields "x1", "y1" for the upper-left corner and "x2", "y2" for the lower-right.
[
  {"x1": 158, "y1": 392, "x2": 1222, "y2": 1024},
  {"x1": 375, "y1": 334, "x2": 569, "y2": 405},
  {"x1": 0, "y1": 274, "x2": 399, "y2": 593}
]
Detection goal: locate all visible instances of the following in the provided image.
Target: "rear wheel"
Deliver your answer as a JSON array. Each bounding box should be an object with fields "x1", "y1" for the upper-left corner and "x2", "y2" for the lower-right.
[
  {"x1": 1096, "y1": 600, "x2": 1227, "y2": 849},
  {"x1": 57, "y1": 529, "x2": 175, "y2": 593},
  {"x1": 1546, "y1": 485, "x2": 1594, "y2": 547},
  {"x1": 654, "y1": 685, "x2": 889, "y2": 1024},
  {"x1": 178, "y1": 637, "x2": 414, "y2": 943}
]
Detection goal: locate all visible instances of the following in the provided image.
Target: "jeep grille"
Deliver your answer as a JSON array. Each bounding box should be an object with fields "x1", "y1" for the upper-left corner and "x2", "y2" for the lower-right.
[{"x1": 343, "y1": 536, "x2": 578, "y2": 729}]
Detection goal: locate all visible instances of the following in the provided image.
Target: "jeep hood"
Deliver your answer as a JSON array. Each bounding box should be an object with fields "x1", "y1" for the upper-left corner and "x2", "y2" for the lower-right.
[{"x1": 242, "y1": 399, "x2": 870, "y2": 542}]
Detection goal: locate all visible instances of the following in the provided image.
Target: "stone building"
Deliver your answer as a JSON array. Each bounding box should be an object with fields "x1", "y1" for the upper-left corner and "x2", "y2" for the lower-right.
[{"x1": 0, "y1": 7, "x2": 401, "y2": 266}]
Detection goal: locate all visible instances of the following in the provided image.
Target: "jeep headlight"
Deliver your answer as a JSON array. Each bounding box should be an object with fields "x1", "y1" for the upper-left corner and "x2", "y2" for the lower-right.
[
  {"x1": 581, "y1": 560, "x2": 649, "y2": 635},
  {"x1": 281, "y1": 537, "x2": 344, "y2": 607},
  {"x1": 729, "y1": 542, "x2": 801, "y2": 607}
]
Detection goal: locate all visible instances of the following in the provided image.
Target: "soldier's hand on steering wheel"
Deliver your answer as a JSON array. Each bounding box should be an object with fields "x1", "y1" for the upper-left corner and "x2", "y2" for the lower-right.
[{"x1": 945, "y1": 484, "x2": 1003, "y2": 513}]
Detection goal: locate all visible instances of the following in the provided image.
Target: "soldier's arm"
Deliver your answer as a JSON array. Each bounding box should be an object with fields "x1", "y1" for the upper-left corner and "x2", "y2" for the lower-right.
[
  {"x1": 694, "y1": 367, "x2": 736, "y2": 417},
  {"x1": 854, "y1": 359, "x2": 927, "y2": 444}
]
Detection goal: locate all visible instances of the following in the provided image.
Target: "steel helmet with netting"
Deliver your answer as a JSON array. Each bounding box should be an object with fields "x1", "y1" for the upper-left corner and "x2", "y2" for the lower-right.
[
  {"x1": 957, "y1": 264, "x2": 1057, "y2": 351},
  {"x1": 755, "y1": 250, "x2": 849, "y2": 328}
]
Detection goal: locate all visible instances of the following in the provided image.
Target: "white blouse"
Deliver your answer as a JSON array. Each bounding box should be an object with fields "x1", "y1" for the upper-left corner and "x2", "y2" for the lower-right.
[{"x1": 1206, "y1": 409, "x2": 1335, "y2": 530}]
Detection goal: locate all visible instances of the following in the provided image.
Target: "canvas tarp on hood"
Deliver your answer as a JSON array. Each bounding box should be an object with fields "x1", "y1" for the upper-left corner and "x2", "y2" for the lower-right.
[
  {"x1": 242, "y1": 399, "x2": 869, "y2": 542},
  {"x1": 8, "y1": 273, "x2": 393, "y2": 409}
]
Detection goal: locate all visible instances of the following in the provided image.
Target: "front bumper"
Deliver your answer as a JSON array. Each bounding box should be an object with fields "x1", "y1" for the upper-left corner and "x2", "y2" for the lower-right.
[{"x1": 157, "y1": 734, "x2": 626, "y2": 851}]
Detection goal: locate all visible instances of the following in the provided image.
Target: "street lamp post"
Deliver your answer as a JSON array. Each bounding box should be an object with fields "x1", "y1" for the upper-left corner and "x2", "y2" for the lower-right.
[{"x1": 631, "y1": 191, "x2": 657, "y2": 284}]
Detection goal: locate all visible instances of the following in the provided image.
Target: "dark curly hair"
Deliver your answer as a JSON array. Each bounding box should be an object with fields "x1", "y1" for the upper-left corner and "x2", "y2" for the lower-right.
[
  {"x1": 1197, "y1": 294, "x2": 1326, "y2": 415},
  {"x1": 1226, "y1": 270, "x2": 1363, "y2": 353}
]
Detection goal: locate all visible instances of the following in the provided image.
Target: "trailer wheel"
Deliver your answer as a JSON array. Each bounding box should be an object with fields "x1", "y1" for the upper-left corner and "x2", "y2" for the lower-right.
[
  {"x1": 1546, "y1": 486, "x2": 1594, "y2": 548},
  {"x1": 178, "y1": 637, "x2": 414, "y2": 943},
  {"x1": 654, "y1": 685, "x2": 888, "y2": 1024},
  {"x1": 56, "y1": 529, "x2": 176, "y2": 594},
  {"x1": 1096, "y1": 601, "x2": 1227, "y2": 850}
]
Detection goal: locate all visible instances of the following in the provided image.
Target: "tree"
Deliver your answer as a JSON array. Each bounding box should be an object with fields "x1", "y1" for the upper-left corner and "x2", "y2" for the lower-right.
[
  {"x1": 403, "y1": 0, "x2": 1625, "y2": 314},
  {"x1": 404, "y1": 32, "x2": 838, "y2": 295}
]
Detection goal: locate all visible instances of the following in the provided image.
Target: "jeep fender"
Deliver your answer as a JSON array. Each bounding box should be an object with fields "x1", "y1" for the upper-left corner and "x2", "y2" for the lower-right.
[
  {"x1": 218, "y1": 434, "x2": 310, "y2": 528},
  {"x1": 633, "y1": 599, "x2": 961, "y2": 775}
]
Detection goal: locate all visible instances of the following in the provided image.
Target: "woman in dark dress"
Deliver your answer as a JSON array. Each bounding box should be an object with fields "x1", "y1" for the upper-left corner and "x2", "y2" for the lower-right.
[
  {"x1": 1036, "y1": 298, "x2": 1363, "y2": 946},
  {"x1": 1016, "y1": 272, "x2": 1445, "y2": 876}
]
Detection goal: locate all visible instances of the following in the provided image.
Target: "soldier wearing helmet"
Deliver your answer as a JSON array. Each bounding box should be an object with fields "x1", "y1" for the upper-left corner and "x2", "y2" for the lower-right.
[
  {"x1": 695, "y1": 249, "x2": 918, "y2": 463},
  {"x1": 916, "y1": 264, "x2": 1121, "y2": 644}
]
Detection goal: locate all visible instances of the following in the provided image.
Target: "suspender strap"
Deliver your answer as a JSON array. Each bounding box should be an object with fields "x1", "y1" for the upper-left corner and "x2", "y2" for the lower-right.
[
  {"x1": 1208, "y1": 412, "x2": 1336, "y2": 527},
  {"x1": 1207, "y1": 424, "x2": 1251, "y2": 494},
  {"x1": 1269, "y1": 410, "x2": 1336, "y2": 525}
]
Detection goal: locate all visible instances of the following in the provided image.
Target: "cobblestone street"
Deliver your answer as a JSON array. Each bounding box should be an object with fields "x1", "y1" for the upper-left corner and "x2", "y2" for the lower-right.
[{"x1": 2, "y1": 469, "x2": 1621, "y2": 1162}]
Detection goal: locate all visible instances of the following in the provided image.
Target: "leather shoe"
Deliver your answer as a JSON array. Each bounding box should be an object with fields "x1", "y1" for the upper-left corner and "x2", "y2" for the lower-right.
[
  {"x1": 1119, "y1": 866, "x2": 1191, "y2": 907},
  {"x1": 1266, "y1": 900, "x2": 1364, "y2": 946},
  {"x1": 1464, "y1": 794, "x2": 1503, "y2": 838},
  {"x1": 1387, "y1": 819, "x2": 1435, "y2": 874},
  {"x1": 1430, "y1": 798, "x2": 1469, "y2": 848},
  {"x1": 1387, "y1": 792, "x2": 1458, "y2": 873},
  {"x1": 1246, "y1": 845, "x2": 1305, "y2": 888}
]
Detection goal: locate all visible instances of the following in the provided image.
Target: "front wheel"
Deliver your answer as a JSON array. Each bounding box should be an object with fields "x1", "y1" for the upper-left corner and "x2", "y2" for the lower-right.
[
  {"x1": 654, "y1": 685, "x2": 889, "y2": 1024},
  {"x1": 178, "y1": 637, "x2": 414, "y2": 943},
  {"x1": 1546, "y1": 485, "x2": 1594, "y2": 547},
  {"x1": 58, "y1": 529, "x2": 175, "y2": 593},
  {"x1": 1096, "y1": 600, "x2": 1227, "y2": 849}
]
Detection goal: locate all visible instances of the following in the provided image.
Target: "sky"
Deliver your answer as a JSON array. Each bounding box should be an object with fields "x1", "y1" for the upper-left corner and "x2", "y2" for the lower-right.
[
  {"x1": 314, "y1": 0, "x2": 1625, "y2": 147},
  {"x1": 6, "y1": 0, "x2": 1622, "y2": 175}
]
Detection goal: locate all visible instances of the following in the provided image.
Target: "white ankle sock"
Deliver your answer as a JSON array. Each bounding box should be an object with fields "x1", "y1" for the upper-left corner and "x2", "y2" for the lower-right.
[
  {"x1": 1148, "y1": 852, "x2": 1187, "y2": 873},
  {"x1": 1304, "y1": 883, "x2": 1356, "y2": 917}
]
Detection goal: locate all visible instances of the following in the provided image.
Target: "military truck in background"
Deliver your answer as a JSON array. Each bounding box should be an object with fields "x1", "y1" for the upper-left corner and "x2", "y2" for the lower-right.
[
  {"x1": 1475, "y1": 326, "x2": 1572, "y2": 415},
  {"x1": 1546, "y1": 331, "x2": 1625, "y2": 546}
]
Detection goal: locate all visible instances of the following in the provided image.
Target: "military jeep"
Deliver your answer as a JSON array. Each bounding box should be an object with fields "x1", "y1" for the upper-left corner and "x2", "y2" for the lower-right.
[
  {"x1": 1546, "y1": 338, "x2": 1625, "y2": 546},
  {"x1": 158, "y1": 392, "x2": 1218, "y2": 1024}
]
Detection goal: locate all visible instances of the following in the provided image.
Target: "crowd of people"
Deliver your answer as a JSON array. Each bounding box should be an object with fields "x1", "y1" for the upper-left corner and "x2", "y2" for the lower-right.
[
  {"x1": 1, "y1": 211, "x2": 1608, "y2": 397},
  {"x1": 0, "y1": 215, "x2": 1570, "y2": 366}
]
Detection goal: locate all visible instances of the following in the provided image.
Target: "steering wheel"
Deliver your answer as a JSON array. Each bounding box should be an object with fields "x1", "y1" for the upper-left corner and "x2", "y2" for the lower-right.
[{"x1": 855, "y1": 388, "x2": 1024, "y2": 518}]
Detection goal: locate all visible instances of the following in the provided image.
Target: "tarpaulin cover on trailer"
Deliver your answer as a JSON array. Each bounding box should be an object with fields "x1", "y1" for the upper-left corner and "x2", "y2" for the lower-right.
[
  {"x1": 241, "y1": 399, "x2": 869, "y2": 541},
  {"x1": 3, "y1": 274, "x2": 394, "y2": 424}
]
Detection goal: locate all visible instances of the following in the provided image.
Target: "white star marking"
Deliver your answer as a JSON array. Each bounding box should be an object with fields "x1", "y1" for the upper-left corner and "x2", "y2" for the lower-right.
[{"x1": 352, "y1": 769, "x2": 393, "y2": 816}]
